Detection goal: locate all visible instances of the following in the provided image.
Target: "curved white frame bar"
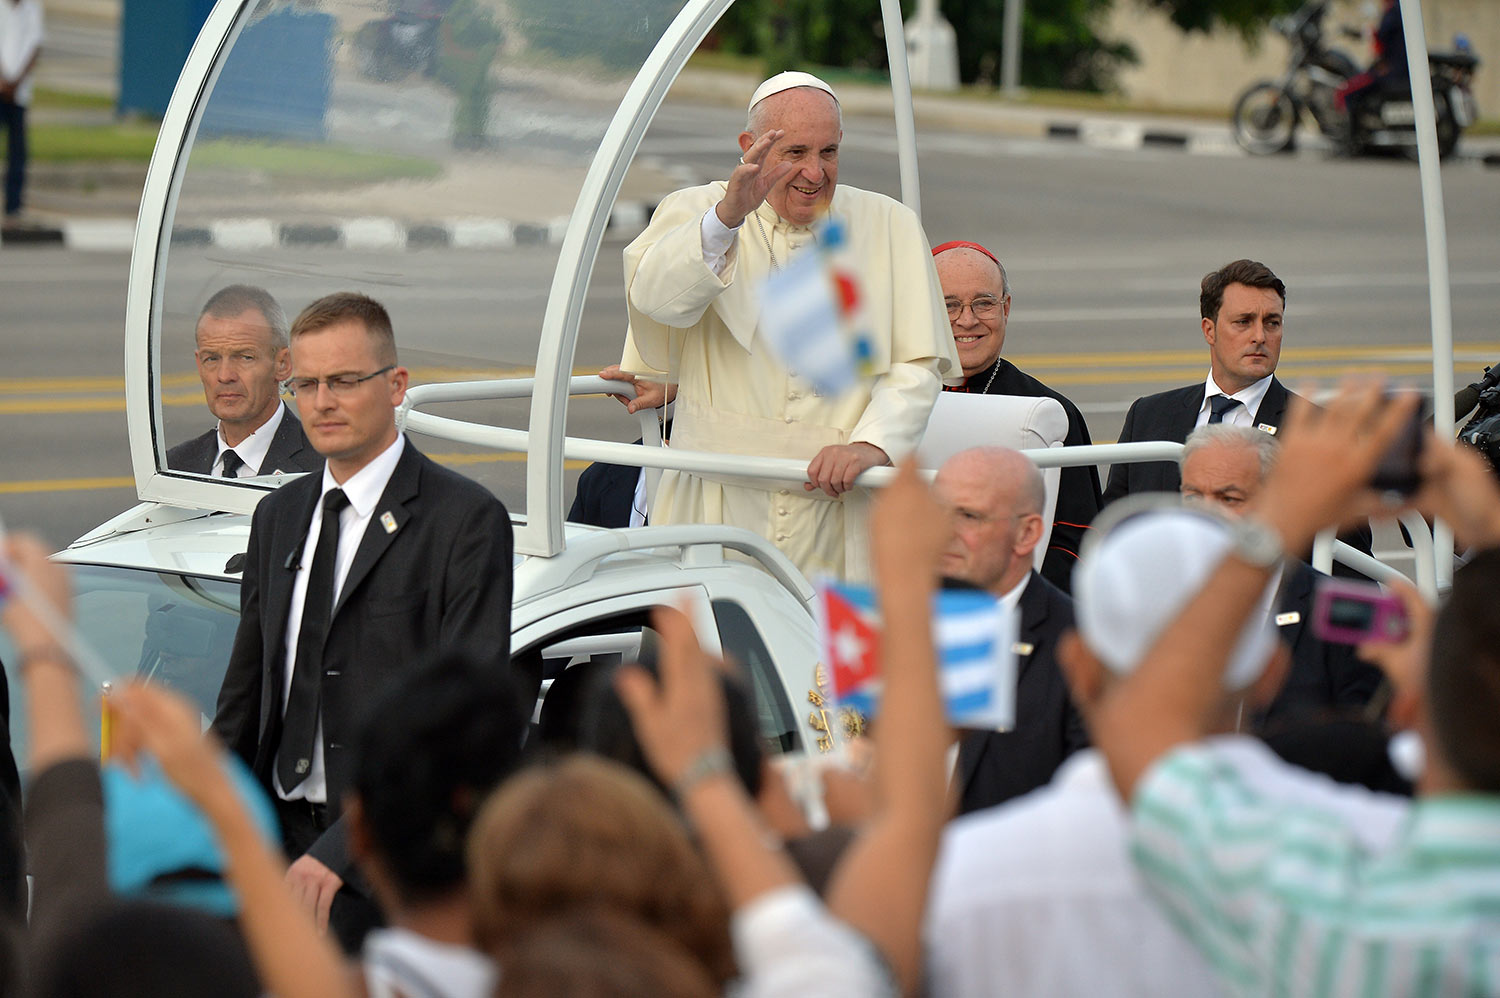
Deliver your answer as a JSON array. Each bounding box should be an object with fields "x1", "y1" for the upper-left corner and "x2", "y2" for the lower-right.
[
  {"x1": 1398, "y1": 0, "x2": 1456, "y2": 590},
  {"x1": 125, "y1": 0, "x2": 267, "y2": 516}
]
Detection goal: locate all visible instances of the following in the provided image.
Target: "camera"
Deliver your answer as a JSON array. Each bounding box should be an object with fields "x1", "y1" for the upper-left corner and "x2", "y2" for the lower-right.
[{"x1": 1310, "y1": 577, "x2": 1409, "y2": 646}]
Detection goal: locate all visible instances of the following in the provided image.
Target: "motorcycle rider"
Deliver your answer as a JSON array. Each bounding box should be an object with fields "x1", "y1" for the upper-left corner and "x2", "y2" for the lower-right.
[{"x1": 1335, "y1": 0, "x2": 1408, "y2": 150}]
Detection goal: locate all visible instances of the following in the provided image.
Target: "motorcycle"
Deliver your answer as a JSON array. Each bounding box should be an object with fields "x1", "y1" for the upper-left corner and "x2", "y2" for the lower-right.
[{"x1": 1231, "y1": 1, "x2": 1481, "y2": 159}]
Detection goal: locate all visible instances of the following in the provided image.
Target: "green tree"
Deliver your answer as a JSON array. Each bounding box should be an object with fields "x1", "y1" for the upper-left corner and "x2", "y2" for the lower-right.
[
  {"x1": 708, "y1": 0, "x2": 1135, "y2": 93},
  {"x1": 1138, "y1": 0, "x2": 1303, "y2": 39}
]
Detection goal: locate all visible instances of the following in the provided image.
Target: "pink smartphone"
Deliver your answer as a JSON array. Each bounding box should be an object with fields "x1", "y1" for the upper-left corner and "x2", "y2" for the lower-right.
[{"x1": 1311, "y1": 577, "x2": 1410, "y2": 645}]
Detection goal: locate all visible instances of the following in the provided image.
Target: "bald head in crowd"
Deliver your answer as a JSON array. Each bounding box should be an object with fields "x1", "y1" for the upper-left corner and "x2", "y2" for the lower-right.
[{"x1": 934, "y1": 447, "x2": 1046, "y2": 596}]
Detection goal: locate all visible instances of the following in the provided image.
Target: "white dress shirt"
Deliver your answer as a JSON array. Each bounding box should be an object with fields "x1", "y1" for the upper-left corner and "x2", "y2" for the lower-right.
[
  {"x1": 213, "y1": 402, "x2": 287, "y2": 478},
  {"x1": 1193, "y1": 372, "x2": 1275, "y2": 431},
  {"x1": 926, "y1": 750, "x2": 1227, "y2": 998},
  {"x1": 275, "y1": 434, "x2": 406, "y2": 802}
]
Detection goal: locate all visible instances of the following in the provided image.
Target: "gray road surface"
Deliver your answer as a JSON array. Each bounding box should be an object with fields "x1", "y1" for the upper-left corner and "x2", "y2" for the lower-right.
[{"x1": 2, "y1": 101, "x2": 1497, "y2": 550}]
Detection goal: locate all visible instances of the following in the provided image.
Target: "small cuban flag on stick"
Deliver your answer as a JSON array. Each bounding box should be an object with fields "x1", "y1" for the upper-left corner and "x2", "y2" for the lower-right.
[
  {"x1": 814, "y1": 580, "x2": 1016, "y2": 731},
  {"x1": 757, "y1": 217, "x2": 876, "y2": 396}
]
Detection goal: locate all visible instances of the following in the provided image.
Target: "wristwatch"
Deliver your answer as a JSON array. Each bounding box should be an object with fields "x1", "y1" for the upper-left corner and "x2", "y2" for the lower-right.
[{"x1": 1229, "y1": 515, "x2": 1285, "y2": 569}]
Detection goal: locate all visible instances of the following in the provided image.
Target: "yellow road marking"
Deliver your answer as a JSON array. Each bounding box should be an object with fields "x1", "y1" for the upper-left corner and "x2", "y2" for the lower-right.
[{"x1": 0, "y1": 476, "x2": 135, "y2": 495}]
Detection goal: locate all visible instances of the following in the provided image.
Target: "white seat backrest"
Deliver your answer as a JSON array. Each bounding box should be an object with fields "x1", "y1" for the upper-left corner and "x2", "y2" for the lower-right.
[{"x1": 916, "y1": 393, "x2": 1069, "y2": 572}]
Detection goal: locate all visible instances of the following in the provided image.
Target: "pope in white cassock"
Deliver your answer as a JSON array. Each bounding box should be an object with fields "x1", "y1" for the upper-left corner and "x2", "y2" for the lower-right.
[{"x1": 614, "y1": 72, "x2": 960, "y2": 582}]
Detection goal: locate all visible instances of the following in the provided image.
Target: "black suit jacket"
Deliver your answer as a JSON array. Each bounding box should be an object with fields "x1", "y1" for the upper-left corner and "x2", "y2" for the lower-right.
[
  {"x1": 956, "y1": 359, "x2": 1103, "y2": 593},
  {"x1": 568, "y1": 459, "x2": 640, "y2": 528},
  {"x1": 954, "y1": 572, "x2": 1089, "y2": 815},
  {"x1": 166, "y1": 403, "x2": 321, "y2": 476},
  {"x1": 1261, "y1": 561, "x2": 1386, "y2": 726},
  {"x1": 1100, "y1": 377, "x2": 1374, "y2": 570},
  {"x1": 1102, "y1": 377, "x2": 1294, "y2": 504},
  {"x1": 212, "y1": 439, "x2": 515, "y2": 875}
]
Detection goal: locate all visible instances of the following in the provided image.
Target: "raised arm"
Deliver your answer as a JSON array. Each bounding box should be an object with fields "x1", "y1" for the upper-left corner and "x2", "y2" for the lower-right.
[
  {"x1": 1092, "y1": 384, "x2": 1419, "y2": 799},
  {"x1": 109, "y1": 684, "x2": 352, "y2": 998}
]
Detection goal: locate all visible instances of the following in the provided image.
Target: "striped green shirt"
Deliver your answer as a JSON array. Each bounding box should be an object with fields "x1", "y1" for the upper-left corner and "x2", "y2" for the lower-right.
[{"x1": 1130, "y1": 737, "x2": 1500, "y2": 997}]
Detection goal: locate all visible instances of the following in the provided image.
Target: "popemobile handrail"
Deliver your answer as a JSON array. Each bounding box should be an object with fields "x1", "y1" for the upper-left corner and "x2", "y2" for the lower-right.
[{"x1": 401, "y1": 375, "x2": 1441, "y2": 600}]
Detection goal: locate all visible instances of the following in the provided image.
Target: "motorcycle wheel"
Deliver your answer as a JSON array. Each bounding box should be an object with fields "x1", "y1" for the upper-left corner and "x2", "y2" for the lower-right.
[
  {"x1": 1232, "y1": 83, "x2": 1299, "y2": 155},
  {"x1": 1400, "y1": 91, "x2": 1461, "y2": 162}
]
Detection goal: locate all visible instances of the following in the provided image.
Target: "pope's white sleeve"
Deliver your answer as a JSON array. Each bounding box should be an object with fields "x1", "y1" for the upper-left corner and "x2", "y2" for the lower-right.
[{"x1": 700, "y1": 207, "x2": 741, "y2": 277}]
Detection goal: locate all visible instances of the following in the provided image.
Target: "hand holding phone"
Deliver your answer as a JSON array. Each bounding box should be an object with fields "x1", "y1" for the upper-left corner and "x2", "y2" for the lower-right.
[{"x1": 1311, "y1": 577, "x2": 1410, "y2": 646}]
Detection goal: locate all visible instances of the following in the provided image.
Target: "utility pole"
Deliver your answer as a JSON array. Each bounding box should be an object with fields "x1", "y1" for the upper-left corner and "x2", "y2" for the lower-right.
[{"x1": 1001, "y1": 0, "x2": 1023, "y2": 96}]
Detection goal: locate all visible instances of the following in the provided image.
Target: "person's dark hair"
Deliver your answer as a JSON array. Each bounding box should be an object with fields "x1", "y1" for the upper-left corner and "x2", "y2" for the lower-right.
[
  {"x1": 39, "y1": 901, "x2": 258, "y2": 998},
  {"x1": 1199, "y1": 259, "x2": 1286, "y2": 322},
  {"x1": 289, "y1": 291, "x2": 397, "y2": 365},
  {"x1": 1426, "y1": 549, "x2": 1500, "y2": 792},
  {"x1": 494, "y1": 909, "x2": 717, "y2": 998},
  {"x1": 351, "y1": 653, "x2": 528, "y2": 903},
  {"x1": 199, "y1": 285, "x2": 289, "y2": 350},
  {"x1": 580, "y1": 662, "x2": 765, "y2": 799}
]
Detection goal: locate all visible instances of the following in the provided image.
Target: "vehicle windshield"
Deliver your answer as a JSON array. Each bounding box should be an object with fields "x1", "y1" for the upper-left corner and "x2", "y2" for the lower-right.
[
  {"x1": 148, "y1": 0, "x2": 690, "y2": 525},
  {"x1": 0, "y1": 565, "x2": 241, "y2": 774}
]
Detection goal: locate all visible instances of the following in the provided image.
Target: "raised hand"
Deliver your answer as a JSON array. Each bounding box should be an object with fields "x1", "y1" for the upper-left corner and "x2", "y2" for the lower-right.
[{"x1": 716, "y1": 128, "x2": 794, "y2": 229}]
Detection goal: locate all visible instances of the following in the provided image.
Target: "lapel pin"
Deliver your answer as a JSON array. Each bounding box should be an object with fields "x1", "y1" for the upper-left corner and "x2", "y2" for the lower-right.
[
  {"x1": 1012, "y1": 641, "x2": 1035, "y2": 656},
  {"x1": 1257, "y1": 423, "x2": 1278, "y2": 435},
  {"x1": 380, "y1": 511, "x2": 398, "y2": 534},
  {"x1": 1275, "y1": 611, "x2": 1300, "y2": 626}
]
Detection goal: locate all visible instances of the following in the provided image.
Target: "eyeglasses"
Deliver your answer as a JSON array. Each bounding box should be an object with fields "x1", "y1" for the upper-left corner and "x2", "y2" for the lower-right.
[
  {"x1": 285, "y1": 366, "x2": 394, "y2": 397},
  {"x1": 945, "y1": 296, "x2": 1005, "y2": 321}
]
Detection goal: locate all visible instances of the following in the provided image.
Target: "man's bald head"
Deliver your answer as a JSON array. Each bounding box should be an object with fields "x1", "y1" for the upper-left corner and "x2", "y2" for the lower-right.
[
  {"x1": 934, "y1": 245, "x2": 1012, "y2": 379},
  {"x1": 934, "y1": 447, "x2": 1046, "y2": 595},
  {"x1": 746, "y1": 84, "x2": 842, "y2": 135}
]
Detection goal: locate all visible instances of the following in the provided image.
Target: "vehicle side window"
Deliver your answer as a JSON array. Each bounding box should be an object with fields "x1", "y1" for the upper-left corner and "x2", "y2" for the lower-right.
[{"x1": 712, "y1": 599, "x2": 802, "y2": 755}]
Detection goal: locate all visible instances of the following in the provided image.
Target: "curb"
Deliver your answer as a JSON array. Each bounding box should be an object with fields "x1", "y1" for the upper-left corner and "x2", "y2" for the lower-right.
[
  {"x1": 1, "y1": 199, "x2": 661, "y2": 252},
  {"x1": 1043, "y1": 117, "x2": 1500, "y2": 164}
]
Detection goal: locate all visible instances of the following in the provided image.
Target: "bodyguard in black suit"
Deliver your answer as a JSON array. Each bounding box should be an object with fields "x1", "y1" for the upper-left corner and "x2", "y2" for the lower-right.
[
  {"x1": 934, "y1": 446, "x2": 1089, "y2": 815},
  {"x1": 932, "y1": 241, "x2": 1102, "y2": 592},
  {"x1": 167, "y1": 402, "x2": 319, "y2": 477},
  {"x1": 954, "y1": 571, "x2": 1088, "y2": 813},
  {"x1": 1179, "y1": 423, "x2": 1385, "y2": 723},
  {"x1": 1104, "y1": 376, "x2": 1293, "y2": 502},
  {"x1": 167, "y1": 285, "x2": 323, "y2": 478},
  {"x1": 1103, "y1": 260, "x2": 1295, "y2": 506},
  {"x1": 213, "y1": 293, "x2": 516, "y2": 951}
]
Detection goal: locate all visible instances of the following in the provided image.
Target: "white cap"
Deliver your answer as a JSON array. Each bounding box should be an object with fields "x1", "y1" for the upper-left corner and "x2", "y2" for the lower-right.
[
  {"x1": 748, "y1": 71, "x2": 840, "y2": 113},
  {"x1": 1074, "y1": 507, "x2": 1280, "y2": 691}
]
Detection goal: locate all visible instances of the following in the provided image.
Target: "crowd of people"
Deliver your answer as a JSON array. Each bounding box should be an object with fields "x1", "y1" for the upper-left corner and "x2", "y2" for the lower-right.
[{"x1": 0, "y1": 69, "x2": 1496, "y2": 996}]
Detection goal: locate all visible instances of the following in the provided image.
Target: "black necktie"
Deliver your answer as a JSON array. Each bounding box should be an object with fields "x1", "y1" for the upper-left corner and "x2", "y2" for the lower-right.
[
  {"x1": 279, "y1": 488, "x2": 349, "y2": 792},
  {"x1": 221, "y1": 450, "x2": 245, "y2": 478},
  {"x1": 1208, "y1": 395, "x2": 1243, "y2": 424}
]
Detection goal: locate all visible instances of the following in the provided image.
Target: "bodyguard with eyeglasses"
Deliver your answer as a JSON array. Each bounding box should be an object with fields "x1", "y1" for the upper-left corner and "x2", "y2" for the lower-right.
[
  {"x1": 167, "y1": 285, "x2": 319, "y2": 478},
  {"x1": 212, "y1": 292, "x2": 517, "y2": 955},
  {"x1": 933, "y1": 241, "x2": 1102, "y2": 593}
]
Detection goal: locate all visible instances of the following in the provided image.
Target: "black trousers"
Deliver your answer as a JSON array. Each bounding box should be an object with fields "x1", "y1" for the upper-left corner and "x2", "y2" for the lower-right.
[{"x1": 275, "y1": 797, "x2": 385, "y2": 955}]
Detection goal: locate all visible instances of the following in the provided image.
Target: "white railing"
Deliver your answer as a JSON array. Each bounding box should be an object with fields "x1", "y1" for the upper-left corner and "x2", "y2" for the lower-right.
[{"x1": 402, "y1": 376, "x2": 1441, "y2": 599}]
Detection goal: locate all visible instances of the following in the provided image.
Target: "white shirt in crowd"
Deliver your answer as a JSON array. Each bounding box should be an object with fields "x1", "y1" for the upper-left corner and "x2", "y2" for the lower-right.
[
  {"x1": 732, "y1": 884, "x2": 896, "y2": 998},
  {"x1": 363, "y1": 927, "x2": 496, "y2": 998}
]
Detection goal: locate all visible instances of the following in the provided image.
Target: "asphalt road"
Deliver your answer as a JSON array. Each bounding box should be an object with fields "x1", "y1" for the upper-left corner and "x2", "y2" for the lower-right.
[{"x1": 3, "y1": 100, "x2": 1498, "y2": 550}]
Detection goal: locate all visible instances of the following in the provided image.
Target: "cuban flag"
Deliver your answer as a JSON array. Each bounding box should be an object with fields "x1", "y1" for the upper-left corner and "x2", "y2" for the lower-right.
[
  {"x1": 757, "y1": 217, "x2": 875, "y2": 395},
  {"x1": 815, "y1": 581, "x2": 1016, "y2": 730}
]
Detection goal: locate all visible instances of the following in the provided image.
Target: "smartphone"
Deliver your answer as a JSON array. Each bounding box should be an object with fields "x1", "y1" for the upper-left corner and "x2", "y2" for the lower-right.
[
  {"x1": 1311, "y1": 577, "x2": 1410, "y2": 645},
  {"x1": 1370, "y1": 392, "x2": 1429, "y2": 497}
]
